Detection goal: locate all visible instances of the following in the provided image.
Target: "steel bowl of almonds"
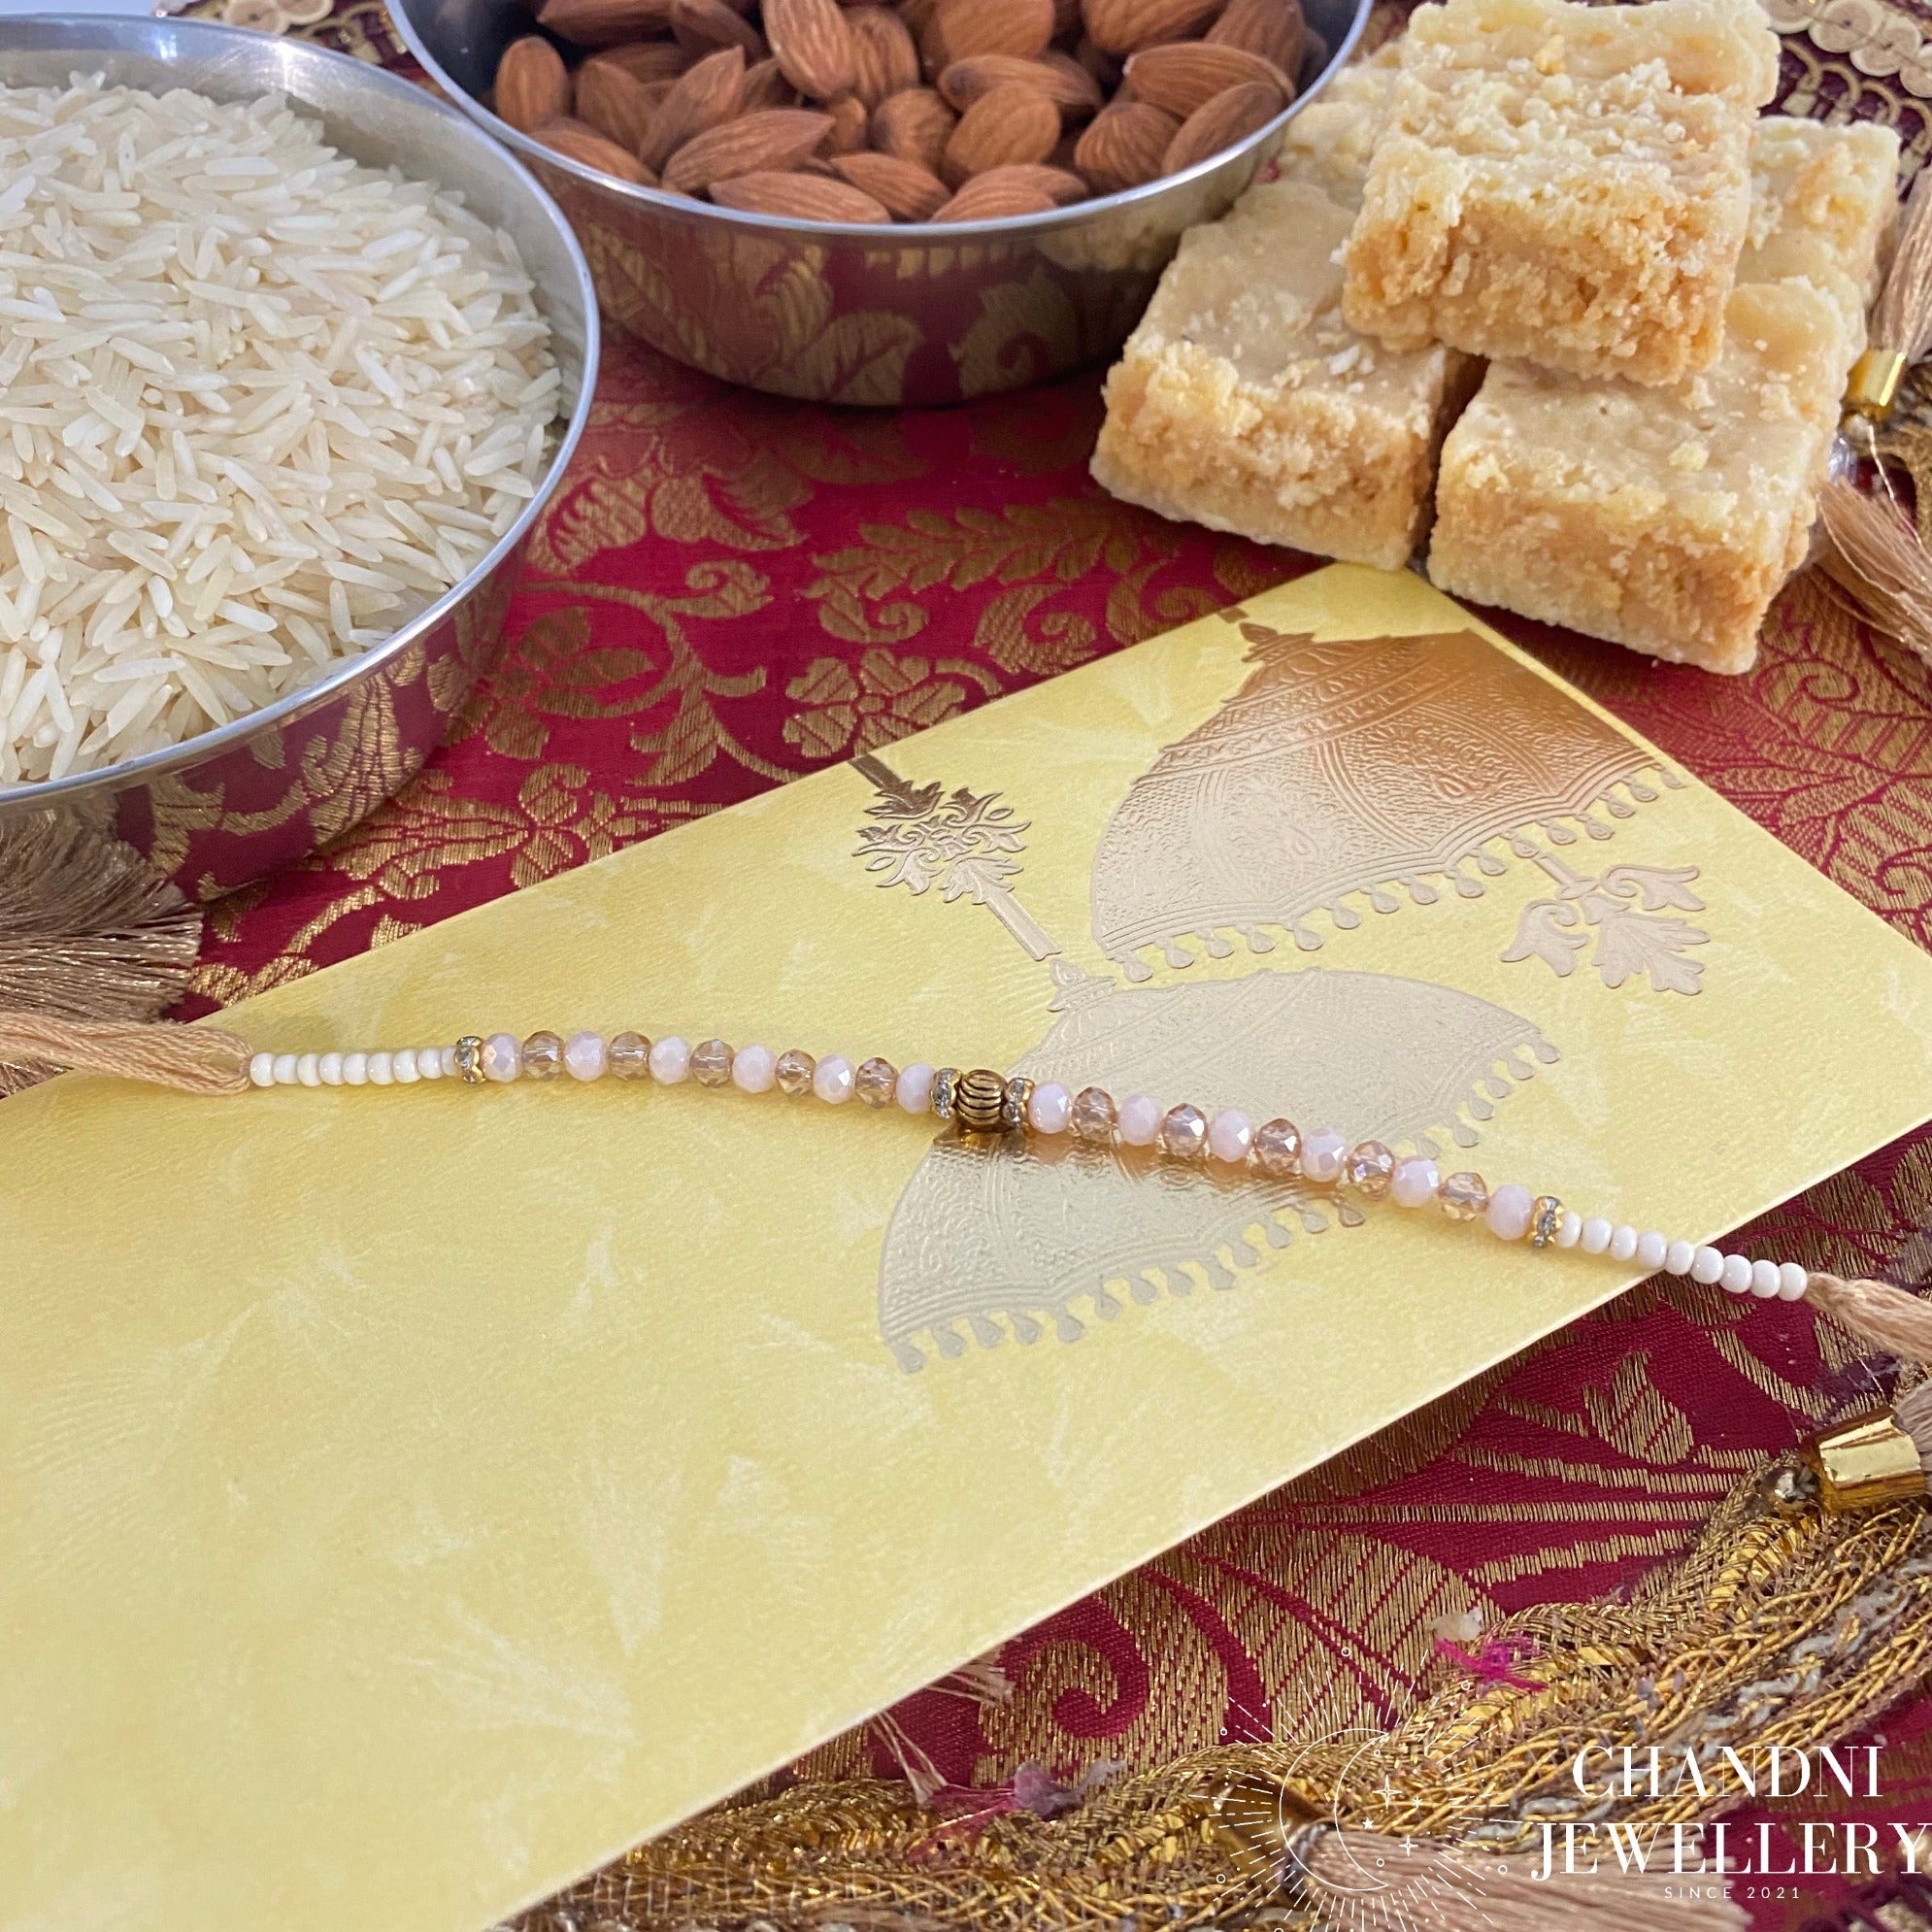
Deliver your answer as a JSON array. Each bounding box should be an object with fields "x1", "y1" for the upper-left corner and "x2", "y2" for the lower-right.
[{"x1": 393, "y1": 0, "x2": 1370, "y2": 405}]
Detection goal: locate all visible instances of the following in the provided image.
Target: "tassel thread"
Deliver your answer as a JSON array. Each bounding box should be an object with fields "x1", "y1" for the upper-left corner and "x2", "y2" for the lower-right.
[
  {"x1": 1805, "y1": 1268, "x2": 1932, "y2": 1369},
  {"x1": 0, "y1": 1011, "x2": 251, "y2": 1095}
]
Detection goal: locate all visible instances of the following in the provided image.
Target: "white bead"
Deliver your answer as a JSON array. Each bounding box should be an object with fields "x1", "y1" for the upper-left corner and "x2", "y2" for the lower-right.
[
  {"x1": 1486, "y1": 1183, "x2": 1534, "y2": 1241},
  {"x1": 439, "y1": 1045, "x2": 459, "y2": 1078},
  {"x1": 1301, "y1": 1126, "x2": 1347, "y2": 1183},
  {"x1": 1392, "y1": 1156, "x2": 1440, "y2": 1208},
  {"x1": 368, "y1": 1051, "x2": 393, "y2": 1085},
  {"x1": 1719, "y1": 1254, "x2": 1752, "y2": 1295},
  {"x1": 1031, "y1": 1082, "x2": 1074, "y2": 1134},
  {"x1": 295, "y1": 1052, "x2": 320, "y2": 1087},
  {"x1": 343, "y1": 1051, "x2": 368, "y2": 1086},
  {"x1": 1117, "y1": 1095, "x2": 1161, "y2": 1147},
  {"x1": 393, "y1": 1049, "x2": 419, "y2": 1083},
  {"x1": 1554, "y1": 1210, "x2": 1582, "y2": 1249},
  {"x1": 1749, "y1": 1259, "x2": 1781, "y2": 1299},
  {"x1": 272, "y1": 1052, "x2": 299, "y2": 1085},
  {"x1": 1581, "y1": 1216, "x2": 1612, "y2": 1255},
  {"x1": 566, "y1": 1031, "x2": 608, "y2": 1082},
  {"x1": 416, "y1": 1047, "x2": 443, "y2": 1081},
  {"x1": 1636, "y1": 1231, "x2": 1667, "y2": 1270},
  {"x1": 813, "y1": 1053, "x2": 854, "y2": 1104},
  {"x1": 732, "y1": 1043, "x2": 775, "y2": 1093},
  {"x1": 1207, "y1": 1108, "x2": 1251, "y2": 1162},
  {"x1": 649, "y1": 1036, "x2": 689, "y2": 1083},
  {"x1": 1691, "y1": 1245, "x2": 1725, "y2": 1284},
  {"x1": 318, "y1": 1051, "x2": 343, "y2": 1086},
  {"x1": 482, "y1": 1033, "x2": 519, "y2": 1083},
  {"x1": 1779, "y1": 1261, "x2": 1810, "y2": 1302},
  {"x1": 1609, "y1": 1224, "x2": 1637, "y2": 1263},
  {"x1": 249, "y1": 1051, "x2": 276, "y2": 1088},
  {"x1": 1664, "y1": 1239, "x2": 1694, "y2": 1276}
]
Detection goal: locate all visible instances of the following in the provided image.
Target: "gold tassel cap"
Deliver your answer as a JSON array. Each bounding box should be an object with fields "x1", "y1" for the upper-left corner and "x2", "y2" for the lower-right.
[{"x1": 1799, "y1": 1409, "x2": 1928, "y2": 1512}]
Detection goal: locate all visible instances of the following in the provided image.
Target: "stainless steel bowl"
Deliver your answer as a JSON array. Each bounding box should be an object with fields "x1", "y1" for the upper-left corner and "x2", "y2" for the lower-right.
[
  {"x1": 0, "y1": 15, "x2": 597, "y2": 901},
  {"x1": 394, "y1": 0, "x2": 1371, "y2": 407}
]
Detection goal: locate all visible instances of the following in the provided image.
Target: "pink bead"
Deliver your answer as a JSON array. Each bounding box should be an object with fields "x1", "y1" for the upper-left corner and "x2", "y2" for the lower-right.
[
  {"x1": 649, "y1": 1036, "x2": 690, "y2": 1083},
  {"x1": 482, "y1": 1032, "x2": 520, "y2": 1083},
  {"x1": 733, "y1": 1044, "x2": 776, "y2": 1093},
  {"x1": 564, "y1": 1031, "x2": 607, "y2": 1082},
  {"x1": 813, "y1": 1053, "x2": 854, "y2": 1103},
  {"x1": 1116, "y1": 1094, "x2": 1161, "y2": 1147},
  {"x1": 1301, "y1": 1127, "x2": 1346, "y2": 1183},
  {"x1": 1391, "y1": 1155, "x2": 1439, "y2": 1208},
  {"x1": 1207, "y1": 1109, "x2": 1251, "y2": 1163},
  {"x1": 1485, "y1": 1183, "x2": 1534, "y2": 1242},
  {"x1": 896, "y1": 1062, "x2": 935, "y2": 1114},
  {"x1": 1028, "y1": 1081, "x2": 1072, "y2": 1133}
]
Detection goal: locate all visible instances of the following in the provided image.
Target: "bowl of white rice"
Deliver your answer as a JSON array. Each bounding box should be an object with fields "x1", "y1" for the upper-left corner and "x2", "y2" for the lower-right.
[{"x1": 0, "y1": 15, "x2": 597, "y2": 898}]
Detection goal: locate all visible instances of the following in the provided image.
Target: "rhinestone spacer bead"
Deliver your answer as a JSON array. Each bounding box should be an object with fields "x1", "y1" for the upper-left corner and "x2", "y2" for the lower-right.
[
  {"x1": 1002, "y1": 1075, "x2": 1034, "y2": 1129},
  {"x1": 930, "y1": 1067, "x2": 961, "y2": 1121},
  {"x1": 1529, "y1": 1195, "x2": 1563, "y2": 1250},
  {"x1": 453, "y1": 1036, "x2": 486, "y2": 1085}
]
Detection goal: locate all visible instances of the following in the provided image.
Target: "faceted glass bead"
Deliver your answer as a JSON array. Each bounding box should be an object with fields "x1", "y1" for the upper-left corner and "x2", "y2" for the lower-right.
[
  {"x1": 775, "y1": 1049, "x2": 816, "y2": 1096},
  {"x1": 1440, "y1": 1171, "x2": 1489, "y2": 1222},
  {"x1": 855, "y1": 1056, "x2": 898, "y2": 1108},
  {"x1": 1070, "y1": 1086, "x2": 1116, "y2": 1143},
  {"x1": 1158, "y1": 1104, "x2": 1209, "y2": 1159},
  {"x1": 1344, "y1": 1141, "x2": 1394, "y2": 1198},
  {"x1": 609, "y1": 1031, "x2": 650, "y2": 1080},
  {"x1": 690, "y1": 1038, "x2": 734, "y2": 1087},
  {"x1": 1251, "y1": 1118, "x2": 1301, "y2": 1178},
  {"x1": 521, "y1": 1030, "x2": 563, "y2": 1080}
]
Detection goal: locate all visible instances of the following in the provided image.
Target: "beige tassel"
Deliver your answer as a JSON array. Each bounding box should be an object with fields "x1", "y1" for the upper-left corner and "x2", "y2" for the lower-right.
[
  {"x1": 0, "y1": 1012, "x2": 251, "y2": 1095},
  {"x1": 1817, "y1": 477, "x2": 1932, "y2": 666},
  {"x1": 1804, "y1": 1267, "x2": 1932, "y2": 1368},
  {"x1": 0, "y1": 816, "x2": 202, "y2": 1094},
  {"x1": 1870, "y1": 164, "x2": 1932, "y2": 369}
]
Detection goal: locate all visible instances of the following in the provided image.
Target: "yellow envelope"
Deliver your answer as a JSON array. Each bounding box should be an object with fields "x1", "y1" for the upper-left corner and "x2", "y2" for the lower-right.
[{"x1": 7, "y1": 566, "x2": 1931, "y2": 1932}]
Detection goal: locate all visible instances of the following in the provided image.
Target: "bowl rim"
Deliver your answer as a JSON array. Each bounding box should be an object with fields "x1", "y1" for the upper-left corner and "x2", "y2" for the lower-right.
[
  {"x1": 0, "y1": 13, "x2": 601, "y2": 816},
  {"x1": 391, "y1": 0, "x2": 1375, "y2": 238}
]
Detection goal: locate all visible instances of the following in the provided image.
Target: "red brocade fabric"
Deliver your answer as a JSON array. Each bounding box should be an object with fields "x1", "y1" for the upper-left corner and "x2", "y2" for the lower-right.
[{"x1": 173, "y1": 3, "x2": 1932, "y2": 1922}]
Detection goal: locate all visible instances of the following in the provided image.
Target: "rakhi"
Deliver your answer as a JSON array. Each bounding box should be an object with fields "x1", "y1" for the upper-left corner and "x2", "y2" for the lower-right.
[{"x1": 12, "y1": 1005, "x2": 1932, "y2": 1423}]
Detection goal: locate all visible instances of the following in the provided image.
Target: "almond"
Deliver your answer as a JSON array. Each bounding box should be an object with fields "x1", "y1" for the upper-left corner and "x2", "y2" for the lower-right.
[
  {"x1": 576, "y1": 57, "x2": 666, "y2": 151},
  {"x1": 824, "y1": 91, "x2": 871, "y2": 151},
  {"x1": 1122, "y1": 42, "x2": 1285, "y2": 116},
  {"x1": 1162, "y1": 77, "x2": 1279, "y2": 170},
  {"x1": 941, "y1": 82, "x2": 1059, "y2": 184},
  {"x1": 710, "y1": 169, "x2": 893, "y2": 220},
  {"x1": 979, "y1": 160, "x2": 1088, "y2": 203},
  {"x1": 536, "y1": 0, "x2": 675, "y2": 46},
  {"x1": 933, "y1": 167, "x2": 1058, "y2": 219},
  {"x1": 639, "y1": 45, "x2": 745, "y2": 169},
  {"x1": 670, "y1": 0, "x2": 766, "y2": 57},
  {"x1": 765, "y1": 0, "x2": 858, "y2": 98},
  {"x1": 938, "y1": 52, "x2": 1104, "y2": 117},
  {"x1": 1206, "y1": 0, "x2": 1303, "y2": 73},
  {"x1": 1082, "y1": 0, "x2": 1225, "y2": 55},
  {"x1": 930, "y1": 0, "x2": 1053, "y2": 64},
  {"x1": 846, "y1": 5, "x2": 920, "y2": 107},
  {"x1": 532, "y1": 117, "x2": 656, "y2": 183},
  {"x1": 661, "y1": 106, "x2": 833, "y2": 189},
  {"x1": 590, "y1": 41, "x2": 692, "y2": 83},
  {"x1": 830, "y1": 149, "x2": 949, "y2": 218},
  {"x1": 870, "y1": 85, "x2": 955, "y2": 171},
  {"x1": 493, "y1": 36, "x2": 572, "y2": 132},
  {"x1": 1071, "y1": 98, "x2": 1176, "y2": 190},
  {"x1": 742, "y1": 56, "x2": 799, "y2": 108}
]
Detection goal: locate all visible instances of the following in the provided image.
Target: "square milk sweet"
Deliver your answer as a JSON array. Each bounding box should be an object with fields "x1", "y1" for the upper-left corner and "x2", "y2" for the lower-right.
[
  {"x1": 1090, "y1": 54, "x2": 1480, "y2": 572},
  {"x1": 1427, "y1": 117, "x2": 1899, "y2": 674},
  {"x1": 1342, "y1": 0, "x2": 1780, "y2": 385}
]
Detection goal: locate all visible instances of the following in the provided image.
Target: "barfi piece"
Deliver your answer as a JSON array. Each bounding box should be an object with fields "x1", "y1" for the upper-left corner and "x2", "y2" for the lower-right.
[
  {"x1": 1091, "y1": 53, "x2": 1477, "y2": 573},
  {"x1": 1342, "y1": 0, "x2": 1779, "y2": 385},
  {"x1": 1426, "y1": 280, "x2": 1846, "y2": 674}
]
